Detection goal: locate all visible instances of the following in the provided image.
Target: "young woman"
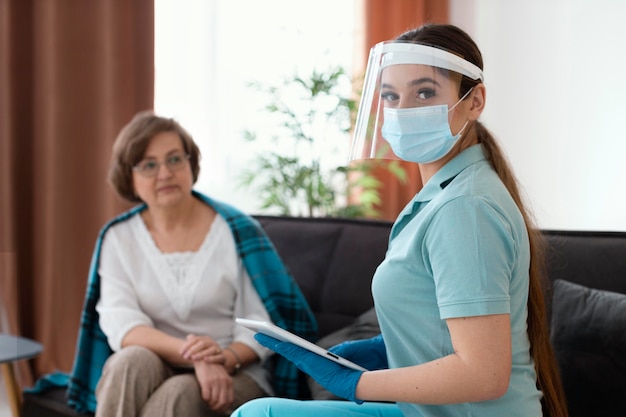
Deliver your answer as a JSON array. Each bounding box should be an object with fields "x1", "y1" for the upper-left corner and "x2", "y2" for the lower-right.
[{"x1": 231, "y1": 24, "x2": 568, "y2": 417}]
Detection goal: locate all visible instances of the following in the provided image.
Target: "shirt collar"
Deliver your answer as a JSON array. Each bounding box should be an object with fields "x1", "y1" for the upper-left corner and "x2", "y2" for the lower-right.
[{"x1": 415, "y1": 144, "x2": 487, "y2": 202}]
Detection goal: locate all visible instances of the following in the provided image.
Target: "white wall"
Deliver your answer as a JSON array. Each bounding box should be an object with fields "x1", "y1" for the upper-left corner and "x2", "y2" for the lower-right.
[{"x1": 451, "y1": 0, "x2": 626, "y2": 231}]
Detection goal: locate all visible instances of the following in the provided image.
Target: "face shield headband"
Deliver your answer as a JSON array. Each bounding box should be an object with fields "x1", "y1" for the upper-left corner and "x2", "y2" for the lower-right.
[{"x1": 349, "y1": 41, "x2": 484, "y2": 162}]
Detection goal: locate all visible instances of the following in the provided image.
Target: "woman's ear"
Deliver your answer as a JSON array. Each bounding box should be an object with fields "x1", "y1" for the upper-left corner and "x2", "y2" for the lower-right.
[{"x1": 468, "y1": 83, "x2": 486, "y2": 120}]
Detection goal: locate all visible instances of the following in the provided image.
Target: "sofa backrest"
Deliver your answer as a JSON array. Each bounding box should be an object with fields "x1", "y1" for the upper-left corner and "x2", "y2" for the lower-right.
[
  {"x1": 543, "y1": 230, "x2": 626, "y2": 292},
  {"x1": 256, "y1": 216, "x2": 626, "y2": 336}
]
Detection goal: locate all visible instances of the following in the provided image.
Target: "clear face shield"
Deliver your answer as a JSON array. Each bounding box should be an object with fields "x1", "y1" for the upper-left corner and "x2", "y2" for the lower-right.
[{"x1": 349, "y1": 41, "x2": 484, "y2": 164}]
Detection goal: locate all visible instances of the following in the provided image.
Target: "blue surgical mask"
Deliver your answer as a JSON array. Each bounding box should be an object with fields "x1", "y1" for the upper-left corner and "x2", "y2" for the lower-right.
[{"x1": 381, "y1": 94, "x2": 470, "y2": 164}]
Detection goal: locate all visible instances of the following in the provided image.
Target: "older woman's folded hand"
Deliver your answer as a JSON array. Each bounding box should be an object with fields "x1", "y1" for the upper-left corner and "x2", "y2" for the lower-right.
[{"x1": 180, "y1": 334, "x2": 226, "y2": 363}]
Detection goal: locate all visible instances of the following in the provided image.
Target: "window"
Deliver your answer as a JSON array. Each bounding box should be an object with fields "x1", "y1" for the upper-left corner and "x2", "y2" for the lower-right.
[{"x1": 155, "y1": 0, "x2": 355, "y2": 213}]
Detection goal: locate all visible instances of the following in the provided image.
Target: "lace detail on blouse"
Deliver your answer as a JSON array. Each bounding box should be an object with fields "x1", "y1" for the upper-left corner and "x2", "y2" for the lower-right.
[{"x1": 163, "y1": 252, "x2": 194, "y2": 285}]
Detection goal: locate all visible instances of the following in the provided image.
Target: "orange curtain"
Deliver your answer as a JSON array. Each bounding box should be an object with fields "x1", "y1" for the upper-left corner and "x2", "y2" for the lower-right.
[
  {"x1": 354, "y1": 0, "x2": 449, "y2": 220},
  {"x1": 0, "y1": 0, "x2": 153, "y2": 389}
]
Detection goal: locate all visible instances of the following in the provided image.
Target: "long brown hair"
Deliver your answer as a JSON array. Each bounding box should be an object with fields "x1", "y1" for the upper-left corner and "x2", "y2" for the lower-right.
[{"x1": 397, "y1": 24, "x2": 569, "y2": 417}]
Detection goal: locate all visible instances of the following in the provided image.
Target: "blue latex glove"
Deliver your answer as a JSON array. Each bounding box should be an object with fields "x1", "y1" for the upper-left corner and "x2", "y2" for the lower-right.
[
  {"x1": 254, "y1": 333, "x2": 364, "y2": 403},
  {"x1": 329, "y1": 333, "x2": 388, "y2": 371}
]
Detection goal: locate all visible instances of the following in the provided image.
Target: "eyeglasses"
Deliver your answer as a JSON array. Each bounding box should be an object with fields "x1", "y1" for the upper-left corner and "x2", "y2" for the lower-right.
[{"x1": 133, "y1": 153, "x2": 190, "y2": 177}]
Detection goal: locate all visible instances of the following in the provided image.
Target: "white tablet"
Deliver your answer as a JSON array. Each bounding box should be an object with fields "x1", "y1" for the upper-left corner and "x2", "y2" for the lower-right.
[{"x1": 236, "y1": 318, "x2": 367, "y2": 372}]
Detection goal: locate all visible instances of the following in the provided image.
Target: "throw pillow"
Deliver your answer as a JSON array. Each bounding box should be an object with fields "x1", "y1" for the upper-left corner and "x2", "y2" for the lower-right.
[
  {"x1": 550, "y1": 279, "x2": 626, "y2": 417},
  {"x1": 307, "y1": 307, "x2": 381, "y2": 400}
]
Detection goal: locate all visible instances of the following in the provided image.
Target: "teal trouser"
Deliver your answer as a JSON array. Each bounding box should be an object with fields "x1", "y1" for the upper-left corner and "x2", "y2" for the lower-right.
[{"x1": 231, "y1": 398, "x2": 404, "y2": 417}]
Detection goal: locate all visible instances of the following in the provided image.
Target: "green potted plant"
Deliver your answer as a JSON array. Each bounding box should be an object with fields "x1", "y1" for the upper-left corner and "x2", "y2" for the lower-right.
[{"x1": 239, "y1": 66, "x2": 405, "y2": 218}]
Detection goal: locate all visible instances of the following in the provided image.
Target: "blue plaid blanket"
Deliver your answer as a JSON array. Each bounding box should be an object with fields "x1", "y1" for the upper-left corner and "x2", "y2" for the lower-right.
[{"x1": 27, "y1": 191, "x2": 317, "y2": 413}]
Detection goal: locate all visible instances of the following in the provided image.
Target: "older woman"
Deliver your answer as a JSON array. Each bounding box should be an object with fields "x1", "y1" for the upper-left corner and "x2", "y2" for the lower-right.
[{"x1": 63, "y1": 111, "x2": 315, "y2": 417}]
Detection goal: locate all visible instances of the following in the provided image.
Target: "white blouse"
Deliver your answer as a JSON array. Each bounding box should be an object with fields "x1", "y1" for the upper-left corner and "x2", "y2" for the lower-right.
[{"x1": 95, "y1": 213, "x2": 273, "y2": 393}]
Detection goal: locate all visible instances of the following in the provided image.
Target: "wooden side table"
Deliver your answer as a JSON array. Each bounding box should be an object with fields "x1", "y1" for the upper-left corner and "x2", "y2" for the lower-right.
[{"x1": 0, "y1": 334, "x2": 43, "y2": 417}]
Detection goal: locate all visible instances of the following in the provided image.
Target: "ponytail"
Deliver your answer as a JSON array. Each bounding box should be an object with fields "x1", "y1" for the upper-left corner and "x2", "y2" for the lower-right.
[{"x1": 476, "y1": 122, "x2": 569, "y2": 417}]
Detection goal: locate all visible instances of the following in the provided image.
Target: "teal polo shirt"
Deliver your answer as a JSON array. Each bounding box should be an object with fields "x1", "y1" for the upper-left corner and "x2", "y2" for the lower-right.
[{"x1": 372, "y1": 144, "x2": 542, "y2": 417}]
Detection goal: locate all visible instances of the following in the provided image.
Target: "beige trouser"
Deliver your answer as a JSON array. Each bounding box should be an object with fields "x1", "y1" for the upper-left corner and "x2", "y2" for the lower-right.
[{"x1": 95, "y1": 345, "x2": 267, "y2": 417}]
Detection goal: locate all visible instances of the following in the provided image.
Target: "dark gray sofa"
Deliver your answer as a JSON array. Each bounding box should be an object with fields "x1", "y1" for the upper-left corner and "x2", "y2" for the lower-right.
[{"x1": 22, "y1": 216, "x2": 626, "y2": 417}]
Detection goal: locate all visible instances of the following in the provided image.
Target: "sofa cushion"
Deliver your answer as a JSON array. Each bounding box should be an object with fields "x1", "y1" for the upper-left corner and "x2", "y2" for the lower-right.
[{"x1": 550, "y1": 279, "x2": 626, "y2": 417}]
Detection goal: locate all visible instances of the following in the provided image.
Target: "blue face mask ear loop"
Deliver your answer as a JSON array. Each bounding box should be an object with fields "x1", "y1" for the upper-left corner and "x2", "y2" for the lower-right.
[
  {"x1": 447, "y1": 86, "x2": 475, "y2": 139},
  {"x1": 448, "y1": 86, "x2": 474, "y2": 112}
]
